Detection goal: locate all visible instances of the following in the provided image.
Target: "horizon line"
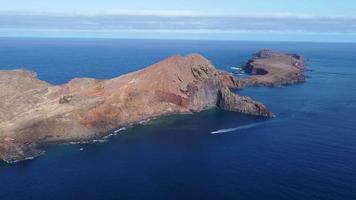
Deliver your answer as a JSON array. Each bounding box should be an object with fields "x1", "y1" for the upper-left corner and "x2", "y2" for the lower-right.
[{"x1": 1, "y1": 36, "x2": 356, "y2": 45}]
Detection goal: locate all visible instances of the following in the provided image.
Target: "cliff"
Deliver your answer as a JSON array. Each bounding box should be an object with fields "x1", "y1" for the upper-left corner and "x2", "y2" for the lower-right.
[
  {"x1": 218, "y1": 87, "x2": 273, "y2": 117},
  {"x1": 0, "y1": 54, "x2": 272, "y2": 163}
]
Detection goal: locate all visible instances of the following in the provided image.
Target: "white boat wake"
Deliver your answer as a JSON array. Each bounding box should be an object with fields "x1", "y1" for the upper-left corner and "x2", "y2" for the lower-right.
[
  {"x1": 231, "y1": 67, "x2": 241, "y2": 70},
  {"x1": 210, "y1": 122, "x2": 266, "y2": 134}
]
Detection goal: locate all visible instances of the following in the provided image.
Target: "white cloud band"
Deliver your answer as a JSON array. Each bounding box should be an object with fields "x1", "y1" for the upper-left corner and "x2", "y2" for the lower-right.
[{"x1": 1, "y1": 10, "x2": 356, "y2": 41}]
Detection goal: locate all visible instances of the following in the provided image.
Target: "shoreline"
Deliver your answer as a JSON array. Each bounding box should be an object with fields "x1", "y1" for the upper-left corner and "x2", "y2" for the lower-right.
[{"x1": 0, "y1": 49, "x2": 304, "y2": 163}]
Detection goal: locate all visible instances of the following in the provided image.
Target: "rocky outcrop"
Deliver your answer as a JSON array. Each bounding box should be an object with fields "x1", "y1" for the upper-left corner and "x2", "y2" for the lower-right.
[
  {"x1": 217, "y1": 87, "x2": 273, "y2": 117},
  {"x1": 240, "y1": 49, "x2": 305, "y2": 87},
  {"x1": 0, "y1": 53, "x2": 271, "y2": 163},
  {"x1": 0, "y1": 138, "x2": 44, "y2": 163}
]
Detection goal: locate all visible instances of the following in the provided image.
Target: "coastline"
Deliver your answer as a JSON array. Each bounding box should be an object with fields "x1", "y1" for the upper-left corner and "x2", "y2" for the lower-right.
[{"x1": 0, "y1": 49, "x2": 304, "y2": 163}]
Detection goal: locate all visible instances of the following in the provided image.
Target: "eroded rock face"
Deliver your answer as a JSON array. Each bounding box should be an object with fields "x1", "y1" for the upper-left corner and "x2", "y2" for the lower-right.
[
  {"x1": 240, "y1": 49, "x2": 305, "y2": 87},
  {"x1": 0, "y1": 54, "x2": 272, "y2": 163},
  {"x1": 217, "y1": 87, "x2": 274, "y2": 118}
]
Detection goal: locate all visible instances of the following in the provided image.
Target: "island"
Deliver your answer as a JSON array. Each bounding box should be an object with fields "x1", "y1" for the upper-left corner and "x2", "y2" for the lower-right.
[
  {"x1": 0, "y1": 49, "x2": 305, "y2": 163},
  {"x1": 239, "y1": 49, "x2": 305, "y2": 87}
]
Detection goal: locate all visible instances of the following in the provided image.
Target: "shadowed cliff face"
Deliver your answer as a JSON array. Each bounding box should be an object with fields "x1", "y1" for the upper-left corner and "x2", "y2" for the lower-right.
[
  {"x1": 0, "y1": 53, "x2": 273, "y2": 163},
  {"x1": 218, "y1": 87, "x2": 273, "y2": 118}
]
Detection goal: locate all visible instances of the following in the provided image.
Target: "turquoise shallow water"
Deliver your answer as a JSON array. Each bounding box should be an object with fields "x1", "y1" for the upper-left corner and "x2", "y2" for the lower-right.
[{"x1": 0, "y1": 38, "x2": 356, "y2": 200}]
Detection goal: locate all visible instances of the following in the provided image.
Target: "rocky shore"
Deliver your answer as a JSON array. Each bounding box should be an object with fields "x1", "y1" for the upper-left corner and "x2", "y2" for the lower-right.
[{"x1": 0, "y1": 49, "x2": 305, "y2": 163}]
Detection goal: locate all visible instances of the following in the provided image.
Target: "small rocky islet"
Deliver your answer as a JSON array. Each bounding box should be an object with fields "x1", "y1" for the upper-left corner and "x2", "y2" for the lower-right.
[{"x1": 0, "y1": 49, "x2": 305, "y2": 163}]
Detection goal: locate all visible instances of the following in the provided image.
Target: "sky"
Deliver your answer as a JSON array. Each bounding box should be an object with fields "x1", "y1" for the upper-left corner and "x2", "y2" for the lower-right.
[{"x1": 1, "y1": 0, "x2": 356, "y2": 42}]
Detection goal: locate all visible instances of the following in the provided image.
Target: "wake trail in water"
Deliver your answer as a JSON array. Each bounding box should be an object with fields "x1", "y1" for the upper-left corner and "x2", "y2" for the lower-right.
[{"x1": 210, "y1": 122, "x2": 267, "y2": 134}]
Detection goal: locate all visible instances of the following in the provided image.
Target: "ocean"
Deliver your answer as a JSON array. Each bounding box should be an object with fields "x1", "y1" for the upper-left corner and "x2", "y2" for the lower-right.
[{"x1": 0, "y1": 38, "x2": 356, "y2": 200}]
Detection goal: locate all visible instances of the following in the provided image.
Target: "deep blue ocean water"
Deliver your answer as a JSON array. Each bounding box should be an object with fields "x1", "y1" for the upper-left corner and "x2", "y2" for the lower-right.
[{"x1": 1, "y1": 38, "x2": 356, "y2": 200}]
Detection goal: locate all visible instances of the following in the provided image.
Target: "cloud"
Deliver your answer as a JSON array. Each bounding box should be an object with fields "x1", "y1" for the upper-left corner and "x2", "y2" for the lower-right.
[
  {"x1": 2, "y1": 10, "x2": 356, "y2": 19},
  {"x1": 1, "y1": 10, "x2": 356, "y2": 41}
]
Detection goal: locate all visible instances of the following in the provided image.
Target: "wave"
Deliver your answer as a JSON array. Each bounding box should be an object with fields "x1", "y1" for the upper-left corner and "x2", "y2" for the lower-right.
[
  {"x1": 139, "y1": 119, "x2": 151, "y2": 125},
  {"x1": 210, "y1": 122, "x2": 266, "y2": 134},
  {"x1": 114, "y1": 127, "x2": 127, "y2": 133}
]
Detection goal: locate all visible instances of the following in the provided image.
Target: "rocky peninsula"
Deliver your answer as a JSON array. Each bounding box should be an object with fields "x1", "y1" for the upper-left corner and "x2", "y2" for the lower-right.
[{"x1": 0, "y1": 49, "x2": 305, "y2": 163}]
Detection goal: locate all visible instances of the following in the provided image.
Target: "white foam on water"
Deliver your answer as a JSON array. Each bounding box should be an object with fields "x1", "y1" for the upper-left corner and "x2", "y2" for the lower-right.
[
  {"x1": 139, "y1": 119, "x2": 151, "y2": 125},
  {"x1": 114, "y1": 127, "x2": 127, "y2": 133},
  {"x1": 231, "y1": 67, "x2": 241, "y2": 70},
  {"x1": 210, "y1": 122, "x2": 266, "y2": 134},
  {"x1": 103, "y1": 127, "x2": 128, "y2": 140}
]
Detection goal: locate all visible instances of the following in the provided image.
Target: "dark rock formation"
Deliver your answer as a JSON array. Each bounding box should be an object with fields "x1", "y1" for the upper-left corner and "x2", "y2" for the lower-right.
[
  {"x1": 59, "y1": 95, "x2": 73, "y2": 104},
  {"x1": 217, "y1": 87, "x2": 274, "y2": 118}
]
